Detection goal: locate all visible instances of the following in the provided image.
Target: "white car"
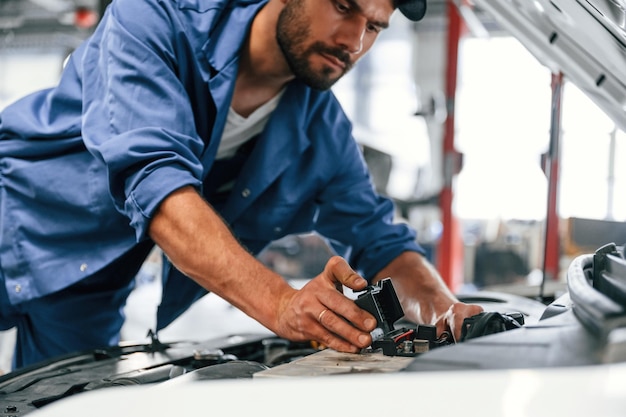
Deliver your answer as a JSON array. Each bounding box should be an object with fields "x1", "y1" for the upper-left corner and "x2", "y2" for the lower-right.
[{"x1": 2, "y1": 1, "x2": 626, "y2": 415}]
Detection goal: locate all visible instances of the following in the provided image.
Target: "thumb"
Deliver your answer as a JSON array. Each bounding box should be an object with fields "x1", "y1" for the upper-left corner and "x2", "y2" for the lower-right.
[{"x1": 323, "y1": 256, "x2": 368, "y2": 292}]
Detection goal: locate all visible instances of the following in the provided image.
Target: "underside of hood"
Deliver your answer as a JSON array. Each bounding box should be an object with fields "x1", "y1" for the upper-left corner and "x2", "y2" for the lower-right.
[{"x1": 473, "y1": 0, "x2": 626, "y2": 131}]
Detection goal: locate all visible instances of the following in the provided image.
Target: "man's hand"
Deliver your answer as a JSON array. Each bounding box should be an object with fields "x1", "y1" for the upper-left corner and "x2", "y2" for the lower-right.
[
  {"x1": 274, "y1": 256, "x2": 377, "y2": 353},
  {"x1": 374, "y1": 251, "x2": 484, "y2": 343},
  {"x1": 436, "y1": 302, "x2": 485, "y2": 342},
  {"x1": 150, "y1": 188, "x2": 377, "y2": 353}
]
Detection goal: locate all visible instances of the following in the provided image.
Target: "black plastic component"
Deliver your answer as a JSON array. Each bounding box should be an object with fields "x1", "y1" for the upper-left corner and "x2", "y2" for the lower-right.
[
  {"x1": 355, "y1": 278, "x2": 526, "y2": 356},
  {"x1": 593, "y1": 243, "x2": 626, "y2": 306},
  {"x1": 568, "y1": 243, "x2": 626, "y2": 337},
  {"x1": 355, "y1": 278, "x2": 404, "y2": 335},
  {"x1": 460, "y1": 311, "x2": 524, "y2": 342},
  {"x1": 355, "y1": 278, "x2": 449, "y2": 356}
]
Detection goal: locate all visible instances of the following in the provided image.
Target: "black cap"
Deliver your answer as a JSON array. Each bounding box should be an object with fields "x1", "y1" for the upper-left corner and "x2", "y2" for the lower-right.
[{"x1": 396, "y1": 0, "x2": 427, "y2": 21}]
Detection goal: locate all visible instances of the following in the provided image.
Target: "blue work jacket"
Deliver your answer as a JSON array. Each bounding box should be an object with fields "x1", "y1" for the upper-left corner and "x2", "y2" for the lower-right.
[{"x1": 0, "y1": 0, "x2": 423, "y2": 328}]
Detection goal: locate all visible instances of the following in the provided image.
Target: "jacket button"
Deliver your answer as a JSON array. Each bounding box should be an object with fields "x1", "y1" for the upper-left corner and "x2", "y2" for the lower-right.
[
  {"x1": 241, "y1": 188, "x2": 251, "y2": 198},
  {"x1": 14, "y1": 285, "x2": 21, "y2": 293},
  {"x1": 80, "y1": 263, "x2": 88, "y2": 272}
]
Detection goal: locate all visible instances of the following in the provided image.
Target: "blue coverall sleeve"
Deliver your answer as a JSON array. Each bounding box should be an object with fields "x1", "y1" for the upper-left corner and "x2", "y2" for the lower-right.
[
  {"x1": 80, "y1": 0, "x2": 206, "y2": 240},
  {"x1": 312, "y1": 115, "x2": 424, "y2": 281}
]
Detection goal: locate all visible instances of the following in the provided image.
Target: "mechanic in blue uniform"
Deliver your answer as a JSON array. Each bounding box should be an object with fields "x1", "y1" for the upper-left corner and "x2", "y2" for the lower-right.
[{"x1": 0, "y1": 0, "x2": 483, "y2": 369}]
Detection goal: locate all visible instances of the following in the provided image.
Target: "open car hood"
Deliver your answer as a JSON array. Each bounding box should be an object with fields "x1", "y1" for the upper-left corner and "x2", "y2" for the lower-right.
[{"x1": 473, "y1": 0, "x2": 626, "y2": 131}]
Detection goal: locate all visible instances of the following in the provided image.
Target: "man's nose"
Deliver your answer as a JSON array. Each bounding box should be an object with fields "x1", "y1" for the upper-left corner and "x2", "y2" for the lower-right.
[{"x1": 335, "y1": 19, "x2": 366, "y2": 54}]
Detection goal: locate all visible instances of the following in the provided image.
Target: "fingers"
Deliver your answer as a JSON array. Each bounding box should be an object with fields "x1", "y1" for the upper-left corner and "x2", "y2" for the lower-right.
[
  {"x1": 273, "y1": 256, "x2": 377, "y2": 353},
  {"x1": 315, "y1": 304, "x2": 374, "y2": 351},
  {"x1": 318, "y1": 257, "x2": 376, "y2": 332},
  {"x1": 303, "y1": 278, "x2": 376, "y2": 351},
  {"x1": 442, "y1": 302, "x2": 485, "y2": 342},
  {"x1": 318, "y1": 308, "x2": 330, "y2": 323}
]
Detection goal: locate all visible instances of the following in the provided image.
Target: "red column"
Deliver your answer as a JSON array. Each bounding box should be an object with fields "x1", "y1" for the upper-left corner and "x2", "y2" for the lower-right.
[
  {"x1": 541, "y1": 72, "x2": 564, "y2": 297},
  {"x1": 436, "y1": 0, "x2": 465, "y2": 293}
]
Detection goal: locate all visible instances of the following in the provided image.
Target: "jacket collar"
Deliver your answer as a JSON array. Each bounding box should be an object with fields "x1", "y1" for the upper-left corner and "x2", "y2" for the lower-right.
[
  {"x1": 198, "y1": 0, "x2": 269, "y2": 168},
  {"x1": 201, "y1": 0, "x2": 267, "y2": 74}
]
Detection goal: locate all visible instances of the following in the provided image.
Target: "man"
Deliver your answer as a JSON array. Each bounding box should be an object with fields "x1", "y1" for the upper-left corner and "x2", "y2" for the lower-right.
[{"x1": 0, "y1": 0, "x2": 483, "y2": 369}]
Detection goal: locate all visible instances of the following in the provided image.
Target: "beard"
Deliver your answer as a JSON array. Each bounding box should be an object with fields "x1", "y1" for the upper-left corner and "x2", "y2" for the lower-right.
[{"x1": 276, "y1": 0, "x2": 354, "y2": 90}]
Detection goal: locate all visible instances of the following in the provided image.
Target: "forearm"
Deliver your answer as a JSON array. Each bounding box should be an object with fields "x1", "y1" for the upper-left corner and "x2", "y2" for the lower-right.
[
  {"x1": 148, "y1": 186, "x2": 296, "y2": 332},
  {"x1": 373, "y1": 251, "x2": 459, "y2": 326}
]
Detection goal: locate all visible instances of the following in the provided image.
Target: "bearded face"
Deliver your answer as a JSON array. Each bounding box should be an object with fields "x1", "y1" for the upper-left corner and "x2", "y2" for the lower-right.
[{"x1": 276, "y1": 0, "x2": 355, "y2": 90}]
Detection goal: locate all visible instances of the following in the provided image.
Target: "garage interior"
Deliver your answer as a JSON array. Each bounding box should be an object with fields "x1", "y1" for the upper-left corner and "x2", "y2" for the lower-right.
[{"x1": 0, "y1": 0, "x2": 625, "y2": 412}]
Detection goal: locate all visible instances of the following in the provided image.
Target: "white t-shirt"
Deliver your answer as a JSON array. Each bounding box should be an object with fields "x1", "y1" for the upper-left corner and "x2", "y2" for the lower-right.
[{"x1": 216, "y1": 89, "x2": 285, "y2": 160}]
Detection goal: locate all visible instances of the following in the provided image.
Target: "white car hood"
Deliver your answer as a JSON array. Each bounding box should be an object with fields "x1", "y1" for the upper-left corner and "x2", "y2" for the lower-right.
[{"x1": 473, "y1": 0, "x2": 626, "y2": 131}]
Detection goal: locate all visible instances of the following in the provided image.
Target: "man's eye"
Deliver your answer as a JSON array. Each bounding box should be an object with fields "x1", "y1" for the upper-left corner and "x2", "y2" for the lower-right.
[
  {"x1": 367, "y1": 24, "x2": 382, "y2": 33},
  {"x1": 335, "y1": 1, "x2": 349, "y2": 13}
]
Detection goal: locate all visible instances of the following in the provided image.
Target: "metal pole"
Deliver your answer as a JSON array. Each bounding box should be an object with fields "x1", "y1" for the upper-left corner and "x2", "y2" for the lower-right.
[
  {"x1": 540, "y1": 72, "x2": 564, "y2": 299},
  {"x1": 437, "y1": 0, "x2": 465, "y2": 292}
]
